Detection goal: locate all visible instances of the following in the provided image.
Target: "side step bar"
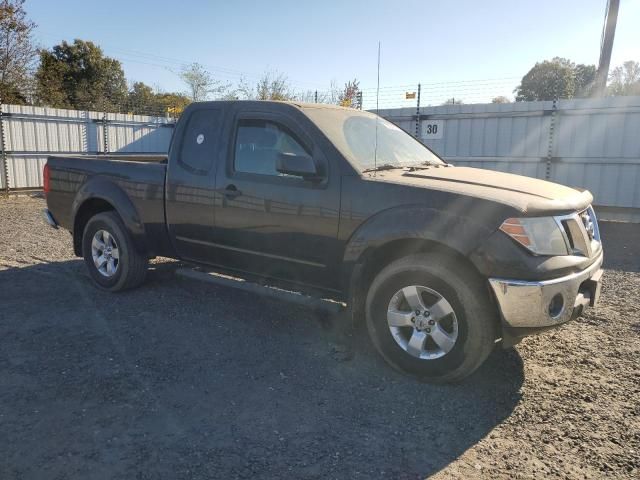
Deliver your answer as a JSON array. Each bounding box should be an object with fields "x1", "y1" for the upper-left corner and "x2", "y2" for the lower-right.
[{"x1": 176, "y1": 268, "x2": 345, "y2": 314}]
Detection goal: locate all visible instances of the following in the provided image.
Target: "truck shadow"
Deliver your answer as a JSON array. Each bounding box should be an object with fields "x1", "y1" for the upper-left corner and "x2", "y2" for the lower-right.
[
  {"x1": 0, "y1": 259, "x2": 523, "y2": 479},
  {"x1": 600, "y1": 221, "x2": 640, "y2": 273}
]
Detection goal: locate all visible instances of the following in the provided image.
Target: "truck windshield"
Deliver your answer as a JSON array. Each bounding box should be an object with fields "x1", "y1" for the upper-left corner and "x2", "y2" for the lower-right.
[{"x1": 302, "y1": 107, "x2": 444, "y2": 171}]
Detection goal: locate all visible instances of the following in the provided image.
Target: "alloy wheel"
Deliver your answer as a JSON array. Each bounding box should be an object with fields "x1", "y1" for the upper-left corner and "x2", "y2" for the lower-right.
[
  {"x1": 91, "y1": 229, "x2": 120, "y2": 277},
  {"x1": 386, "y1": 285, "x2": 459, "y2": 360}
]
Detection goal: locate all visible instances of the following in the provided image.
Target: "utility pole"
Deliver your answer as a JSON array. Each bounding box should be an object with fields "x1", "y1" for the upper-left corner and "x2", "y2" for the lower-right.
[
  {"x1": 0, "y1": 101, "x2": 9, "y2": 196},
  {"x1": 593, "y1": 0, "x2": 620, "y2": 97},
  {"x1": 415, "y1": 83, "x2": 421, "y2": 138}
]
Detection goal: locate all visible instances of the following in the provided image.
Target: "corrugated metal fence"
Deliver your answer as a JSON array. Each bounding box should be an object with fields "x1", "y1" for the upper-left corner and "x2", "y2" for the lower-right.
[
  {"x1": 2, "y1": 98, "x2": 639, "y2": 220},
  {"x1": 378, "y1": 95, "x2": 640, "y2": 221},
  {"x1": 0, "y1": 104, "x2": 174, "y2": 191}
]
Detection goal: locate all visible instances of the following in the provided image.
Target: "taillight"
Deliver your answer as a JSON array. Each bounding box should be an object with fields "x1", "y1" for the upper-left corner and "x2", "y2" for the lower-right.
[{"x1": 43, "y1": 163, "x2": 50, "y2": 194}]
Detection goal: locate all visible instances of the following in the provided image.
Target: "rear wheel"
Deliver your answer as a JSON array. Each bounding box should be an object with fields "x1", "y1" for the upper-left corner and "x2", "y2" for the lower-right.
[
  {"x1": 365, "y1": 253, "x2": 497, "y2": 383},
  {"x1": 82, "y1": 211, "x2": 148, "y2": 291}
]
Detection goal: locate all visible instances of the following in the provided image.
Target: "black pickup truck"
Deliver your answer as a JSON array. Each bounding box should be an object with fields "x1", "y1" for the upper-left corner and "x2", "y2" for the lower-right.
[{"x1": 43, "y1": 101, "x2": 604, "y2": 383}]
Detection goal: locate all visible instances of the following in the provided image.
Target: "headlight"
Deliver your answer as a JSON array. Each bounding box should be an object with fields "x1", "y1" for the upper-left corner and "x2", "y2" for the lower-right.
[{"x1": 499, "y1": 217, "x2": 569, "y2": 256}]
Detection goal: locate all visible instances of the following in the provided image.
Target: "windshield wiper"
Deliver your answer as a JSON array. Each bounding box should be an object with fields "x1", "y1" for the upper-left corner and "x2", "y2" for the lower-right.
[{"x1": 361, "y1": 164, "x2": 404, "y2": 173}]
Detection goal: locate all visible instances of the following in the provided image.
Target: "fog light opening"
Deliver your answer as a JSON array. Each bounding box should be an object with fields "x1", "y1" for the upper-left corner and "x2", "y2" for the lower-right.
[{"x1": 548, "y1": 293, "x2": 565, "y2": 319}]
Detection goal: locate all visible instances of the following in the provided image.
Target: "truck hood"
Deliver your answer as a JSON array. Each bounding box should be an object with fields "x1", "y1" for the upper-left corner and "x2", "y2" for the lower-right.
[{"x1": 367, "y1": 166, "x2": 593, "y2": 215}]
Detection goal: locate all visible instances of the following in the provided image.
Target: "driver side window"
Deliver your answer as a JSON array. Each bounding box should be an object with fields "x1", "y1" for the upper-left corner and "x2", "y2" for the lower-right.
[{"x1": 234, "y1": 119, "x2": 309, "y2": 176}]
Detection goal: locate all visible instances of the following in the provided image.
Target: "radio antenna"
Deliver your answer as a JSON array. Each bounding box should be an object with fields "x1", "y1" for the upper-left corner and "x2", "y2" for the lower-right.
[{"x1": 373, "y1": 41, "x2": 381, "y2": 176}]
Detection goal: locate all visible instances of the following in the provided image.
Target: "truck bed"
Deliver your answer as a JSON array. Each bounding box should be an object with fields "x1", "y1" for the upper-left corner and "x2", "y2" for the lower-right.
[
  {"x1": 45, "y1": 154, "x2": 171, "y2": 257},
  {"x1": 59, "y1": 153, "x2": 168, "y2": 163}
]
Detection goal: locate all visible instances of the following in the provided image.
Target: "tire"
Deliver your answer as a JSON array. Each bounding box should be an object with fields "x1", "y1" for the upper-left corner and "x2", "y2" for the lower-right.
[
  {"x1": 365, "y1": 253, "x2": 498, "y2": 383},
  {"x1": 82, "y1": 211, "x2": 148, "y2": 292}
]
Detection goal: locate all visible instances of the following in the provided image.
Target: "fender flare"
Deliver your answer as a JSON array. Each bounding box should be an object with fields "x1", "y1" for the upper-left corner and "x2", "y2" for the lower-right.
[
  {"x1": 342, "y1": 204, "x2": 495, "y2": 298},
  {"x1": 71, "y1": 175, "x2": 148, "y2": 254}
]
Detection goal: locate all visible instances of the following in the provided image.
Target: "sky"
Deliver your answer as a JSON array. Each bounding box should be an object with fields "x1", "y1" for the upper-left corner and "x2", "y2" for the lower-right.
[{"x1": 27, "y1": 0, "x2": 640, "y2": 108}]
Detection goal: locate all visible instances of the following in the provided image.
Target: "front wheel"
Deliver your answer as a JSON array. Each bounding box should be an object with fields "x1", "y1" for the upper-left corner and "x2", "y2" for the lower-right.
[
  {"x1": 365, "y1": 253, "x2": 498, "y2": 383},
  {"x1": 82, "y1": 211, "x2": 148, "y2": 292}
]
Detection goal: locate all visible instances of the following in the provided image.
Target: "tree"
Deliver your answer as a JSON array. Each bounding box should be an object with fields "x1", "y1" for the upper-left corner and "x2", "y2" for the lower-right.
[
  {"x1": 491, "y1": 95, "x2": 511, "y2": 104},
  {"x1": 514, "y1": 57, "x2": 596, "y2": 101},
  {"x1": 0, "y1": 0, "x2": 36, "y2": 104},
  {"x1": 294, "y1": 89, "x2": 317, "y2": 103},
  {"x1": 127, "y1": 81, "x2": 158, "y2": 114},
  {"x1": 574, "y1": 63, "x2": 597, "y2": 97},
  {"x1": 338, "y1": 78, "x2": 360, "y2": 108},
  {"x1": 442, "y1": 97, "x2": 464, "y2": 105},
  {"x1": 607, "y1": 60, "x2": 640, "y2": 96},
  {"x1": 179, "y1": 62, "x2": 229, "y2": 102},
  {"x1": 154, "y1": 91, "x2": 191, "y2": 117},
  {"x1": 35, "y1": 39, "x2": 128, "y2": 111},
  {"x1": 237, "y1": 70, "x2": 294, "y2": 101},
  {"x1": 255, "y1": 71, "x2": 293, "y2": 101},
  {"x1": 126, "y1": 82, "x2": 191, "y2": 116},
  {"x1": 301, "y1": 79, "x2": 342, "y2": 104},
  {"x1": 326, "y1": 79, "x2": 341, "y2": 104}
]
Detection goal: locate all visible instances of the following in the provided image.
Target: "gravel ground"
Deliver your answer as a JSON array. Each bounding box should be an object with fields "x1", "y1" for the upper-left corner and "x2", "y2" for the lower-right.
[{"x1": 0, "y1": 196, "x2": 638, "y2": 479}]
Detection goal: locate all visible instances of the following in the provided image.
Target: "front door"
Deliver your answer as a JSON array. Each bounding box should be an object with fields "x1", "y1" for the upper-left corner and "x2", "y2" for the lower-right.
[{"x1": 211, "y1": 110, "x2": 341, "y2": 289}]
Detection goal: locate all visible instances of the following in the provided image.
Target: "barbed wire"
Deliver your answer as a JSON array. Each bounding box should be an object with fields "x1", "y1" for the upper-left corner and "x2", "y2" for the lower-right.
[{"x1": 25, "y1": 76, "x2": 523, "y2": 120}]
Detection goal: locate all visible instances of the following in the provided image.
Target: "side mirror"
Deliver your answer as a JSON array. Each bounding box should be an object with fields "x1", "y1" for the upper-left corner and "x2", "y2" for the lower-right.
[{"x1": 276, "y1": 152, "x2": 320, "y2": 180}]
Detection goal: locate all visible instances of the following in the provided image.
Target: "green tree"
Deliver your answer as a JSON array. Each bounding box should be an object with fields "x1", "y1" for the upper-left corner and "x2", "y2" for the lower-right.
[
  {"x1": 127, "y1": 81, "x2": 158, "y2": 114},
  {"x1": 0, "y1": 0, "x2": 37, "y2": 104},
  {"x1": 126, "y1": 82, "x2": 192, "y2": 117},
  {"x1": 574, "y1": 63, "x2": 597, "y2": 97},
  {"x1": 35, "y1": 39, "x2": 127, "y2": 111},
  {"x1": 155, "y1": 91, "x2": 191, "y2": 116},
  {"x1": 607, "y1": 60, "x2": 640, "y2": 96},
  {"x1": 515, "y1": 57, "x2": 596, "y2": 101}
]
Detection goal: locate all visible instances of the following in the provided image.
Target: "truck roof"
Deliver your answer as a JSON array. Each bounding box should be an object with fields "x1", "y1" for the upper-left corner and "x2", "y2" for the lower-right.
[{"x1": 187, "y1": 100, "x2": 357, "y2": 112}]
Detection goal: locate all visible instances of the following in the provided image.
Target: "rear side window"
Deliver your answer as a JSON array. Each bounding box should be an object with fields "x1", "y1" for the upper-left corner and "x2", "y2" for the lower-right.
[
  {"x1": 234, "y1": 119, "x2": 309, "y2": 176},
  {"x1": 179, "y1": 109, "x2": 223, "y2": 174}
]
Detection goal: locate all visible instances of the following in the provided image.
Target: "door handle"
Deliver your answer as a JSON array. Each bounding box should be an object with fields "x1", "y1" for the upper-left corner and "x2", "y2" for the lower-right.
[{"x1": 223, "y1": 184, "x2": 242, "y2": 199}]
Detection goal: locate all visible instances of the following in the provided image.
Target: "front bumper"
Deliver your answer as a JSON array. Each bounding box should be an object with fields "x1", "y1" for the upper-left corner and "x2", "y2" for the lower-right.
[{"x1": 488, "y1": 250, "x2": 603, "y2": 329}]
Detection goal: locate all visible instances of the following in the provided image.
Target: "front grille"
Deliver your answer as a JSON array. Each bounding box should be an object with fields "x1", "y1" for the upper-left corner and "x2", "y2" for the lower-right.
[
  {"x1": 582, "y1": 206, "x2": 601, "y2": 242},
  {"x1": 558, "y1": 206, "x2": 601, "y2": 257}
]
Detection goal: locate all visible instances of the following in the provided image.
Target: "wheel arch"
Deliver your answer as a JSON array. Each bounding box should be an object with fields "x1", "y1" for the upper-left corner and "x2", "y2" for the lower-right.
[
  {"x1": 71, "y1": 177, "x2": 148, "y2": 257},
  {"x1": 342, "y1": 206, "x2": 495, "y2": 320}
]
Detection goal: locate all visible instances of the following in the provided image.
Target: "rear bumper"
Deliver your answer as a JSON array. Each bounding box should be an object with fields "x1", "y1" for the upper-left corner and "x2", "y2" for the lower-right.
[
  {"x1": 488, "y1": 250, "x2": 603, "y2": 329},
  {"x1": 42, "y1": 208, "x2": 59, "y2": 229}
]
